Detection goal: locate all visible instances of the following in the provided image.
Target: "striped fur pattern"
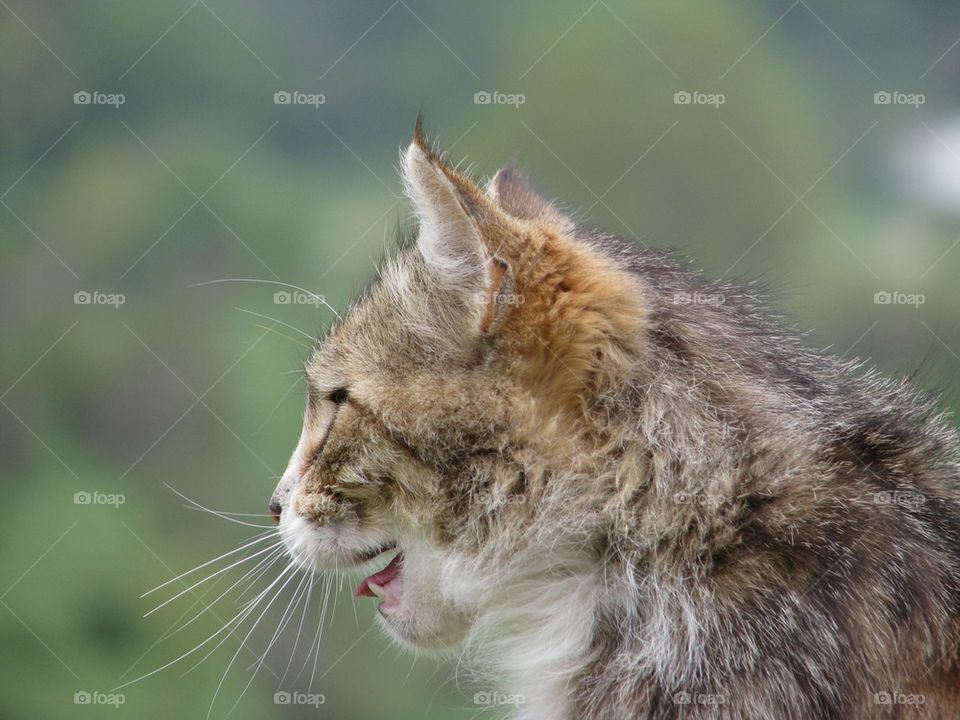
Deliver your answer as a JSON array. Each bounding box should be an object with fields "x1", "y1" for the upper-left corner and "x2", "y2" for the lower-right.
[{"x1": 273, "y1": 121, "x2": 960, "y2": 719}]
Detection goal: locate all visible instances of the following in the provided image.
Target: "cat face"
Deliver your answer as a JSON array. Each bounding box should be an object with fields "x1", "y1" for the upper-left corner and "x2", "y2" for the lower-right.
[{"x1": 272, "y1": 121, "x2": 646, "y2": 650}]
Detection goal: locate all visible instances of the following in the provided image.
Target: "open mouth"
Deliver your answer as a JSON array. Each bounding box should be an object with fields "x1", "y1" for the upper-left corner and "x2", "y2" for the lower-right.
[{"x1": 353, "y1": 550, "x2": 404, "y2": 615}]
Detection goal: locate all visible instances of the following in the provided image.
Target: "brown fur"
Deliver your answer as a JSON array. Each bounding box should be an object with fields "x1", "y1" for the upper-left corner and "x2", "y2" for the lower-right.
[{"x1": 273, "y1": 121, "x2": 960, "y2": 719}]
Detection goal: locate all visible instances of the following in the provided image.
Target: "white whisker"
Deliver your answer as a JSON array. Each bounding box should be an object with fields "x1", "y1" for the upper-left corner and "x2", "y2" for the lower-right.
[
  {"x1": 179, "y1": 559, "x2": 297, "y2": 679},
  {"x1": 226, "y1": 568, "x2": 313, "y2": 716},
  {"x1": 235, "y1": 307, "x2": 317, "y2": 342},
  {"x1": 166, "y1": 546, "x2": 287, "y2": 639},
  {"x1": 164, "y1": 482, "x2": 276, "y2": 528},
  {"x1": 141, "y1": 531, "x2": 276, "y2": 598},
  {"x1": 205, "y1": 561, "x2": 302, "y2": 720},
  {"x1": 280, "y1": 558, "x2": 318, "y2": 684},
  {"x1": 112, "y1": 562, "x2": 291, "y2": 693},
  {"x1": 187, "y1": 279, "x2": 343, "y2": 321},
  {"x1": 253, "y1": 324, "x2": 313, "y2": 350},
  {"x1": 293, "y1": 574, "x2": 331, "y2": 686},
  {"x1": 145, "y1": 542, "x2": 284, "y2": 617},
  {"x1": 183, "y1": 506, "x2": 274, "y2": 518}
]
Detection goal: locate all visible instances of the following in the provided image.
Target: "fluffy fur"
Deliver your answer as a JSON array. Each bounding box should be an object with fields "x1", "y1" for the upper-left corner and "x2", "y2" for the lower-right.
[{"x1": 272, "y1": 119, "x2": 960, "y2": 719}]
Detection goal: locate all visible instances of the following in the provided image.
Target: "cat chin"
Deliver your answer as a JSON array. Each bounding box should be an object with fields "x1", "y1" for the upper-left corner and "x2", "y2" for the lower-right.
[
  {"x1": 279, "y1": 506, "x2": 473, "y2": 650},
  {"x1": 375, "y1": 601, "x2": 472, "y2": 652}
]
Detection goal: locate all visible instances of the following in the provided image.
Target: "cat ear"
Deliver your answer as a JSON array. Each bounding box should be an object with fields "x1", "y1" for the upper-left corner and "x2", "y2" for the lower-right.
[
  {"x1": 402, "y1": 118, "x2": 513, "y2": 334},
  {"x1": 403, "y1": 124, "x2": 484, "y2": 284},
  {"x1": 487, "y1": 164, "x2": 575, "y2": 234}
]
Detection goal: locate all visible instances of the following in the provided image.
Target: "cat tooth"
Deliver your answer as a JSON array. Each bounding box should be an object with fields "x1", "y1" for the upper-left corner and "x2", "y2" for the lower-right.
[{"x1": 367, "y1": 582, "x2": 387, "y2": 600}]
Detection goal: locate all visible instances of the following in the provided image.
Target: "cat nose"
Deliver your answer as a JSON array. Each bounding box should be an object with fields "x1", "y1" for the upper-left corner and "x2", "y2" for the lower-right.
[{"x1": 269, "y1": 500, "x2": 282, "y2": 525}]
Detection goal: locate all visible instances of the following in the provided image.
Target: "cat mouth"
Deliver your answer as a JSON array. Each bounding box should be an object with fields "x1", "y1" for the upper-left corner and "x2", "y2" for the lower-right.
[{"x1": 353, "y1": 550, "x2": 404, "y2": 615}]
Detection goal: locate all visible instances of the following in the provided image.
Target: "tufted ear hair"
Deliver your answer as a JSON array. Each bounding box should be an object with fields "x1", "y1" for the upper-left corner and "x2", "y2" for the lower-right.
[
  {"x1": 487, "y1": 164, "x2": 576, "y2": 234},
  {"x1": 401, "y1": 117, "x2": 513, "y2": 333}
]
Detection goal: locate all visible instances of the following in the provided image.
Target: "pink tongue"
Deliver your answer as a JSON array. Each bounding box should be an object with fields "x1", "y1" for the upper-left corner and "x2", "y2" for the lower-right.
[{"x1": 354, "y1": 552, "x2": 404, "y2": 597}]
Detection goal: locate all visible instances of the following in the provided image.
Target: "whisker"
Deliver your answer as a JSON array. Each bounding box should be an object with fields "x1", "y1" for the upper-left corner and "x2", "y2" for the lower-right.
[
  {"x1": 234, "y1": 545, "x2": 292, "y2": 605},
  {"x1": 165, "y1": 546, "x2": 287, "y2": 639},
  {"x1": 235, "y1": 307, "x2": 317, "y2": 342},
  {"x1": 112, "y1": 561, "x2": 292, "y2": 693},
  {"x1": 205, "y1": 561, "x2": 302, "y2": 720},
  {"x1": 164, "y1": 482, "x2": 275, "y2": 528},
  {"x1": 141, "y1": 531, "x2": 276, "y2": 598},
  {"x1": 187, "y1": 279, "x2": 343, "y2": 322},
  {"x1": 280, "y1": 558, "x2": 318, "y2": 684},
  {"x1": 253, "y1": 324, "x2": 313, "y2": 350},
  {"x1": 293, "y1": 574, "x2": 332, "y2": 686},
  {"x1": 145, "y1": 542, "x2": 285, "y2": 617},
  {"x1": 226, "y1": 568, "x2": 314, "y2": 717},
  {"x1": 183, "y1": 506, "x2": 274, "y2": 518},
  {"x1": 117, "y1": 547, "x2": 252, "y2": 683},
  {"x1": 307, "y1": 573, "x2": 336, "y2": 691},
  {"x1": 177, "y1": 556, "x2": 290, "y2": 679}
]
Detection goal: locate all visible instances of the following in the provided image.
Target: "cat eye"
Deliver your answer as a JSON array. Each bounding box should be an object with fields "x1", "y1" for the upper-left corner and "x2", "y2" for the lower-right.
[{"x1": 328, "y1": 387, "x2": 349, "y2": 405}]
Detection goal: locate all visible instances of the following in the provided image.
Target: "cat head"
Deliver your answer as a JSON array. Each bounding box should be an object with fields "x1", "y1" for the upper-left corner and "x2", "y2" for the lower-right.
[{"x1": 272, "y1": 119, "x2": 647, "y2": 650}]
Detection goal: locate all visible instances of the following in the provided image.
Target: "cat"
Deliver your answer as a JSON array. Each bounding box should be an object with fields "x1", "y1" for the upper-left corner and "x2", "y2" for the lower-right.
[{"x1": 270, "y1": 118, "x2": 960, "y2": 719}]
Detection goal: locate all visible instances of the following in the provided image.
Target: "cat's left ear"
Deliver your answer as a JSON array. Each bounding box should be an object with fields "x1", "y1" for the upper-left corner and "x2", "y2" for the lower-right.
[{"x1": 402, "y1": 118, "x2": 513, "y2": 333}]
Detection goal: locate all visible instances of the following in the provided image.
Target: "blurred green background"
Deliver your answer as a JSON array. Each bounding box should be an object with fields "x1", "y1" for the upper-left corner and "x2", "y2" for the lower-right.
[{"x1": 3, "y1": 1, "x2": 960, "y2": 717}]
